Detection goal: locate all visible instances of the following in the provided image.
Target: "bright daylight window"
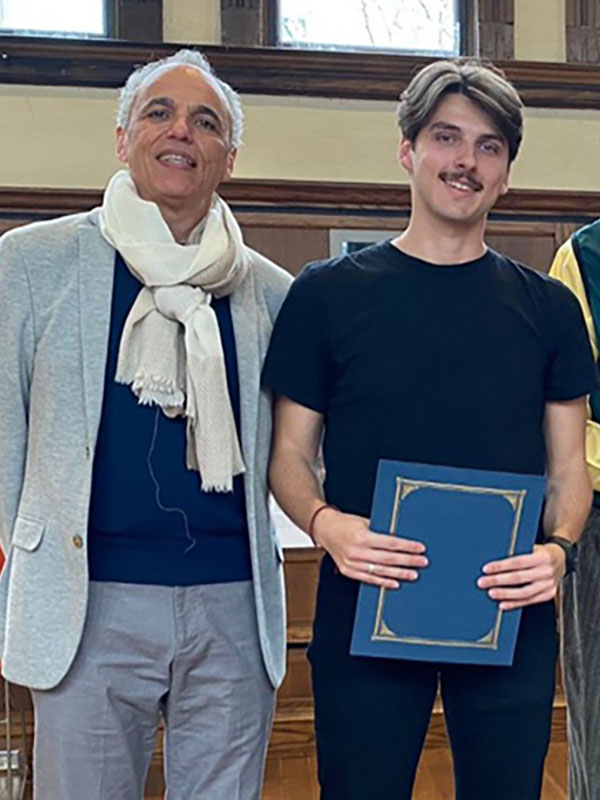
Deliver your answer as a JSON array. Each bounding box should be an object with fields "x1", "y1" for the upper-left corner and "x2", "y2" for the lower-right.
[
  {"x1": 279, "y1": 0, "x2": 460, "y2": 56},
  {"x1": 0, "y1": 0, "x2": 106, "y2": 36}
]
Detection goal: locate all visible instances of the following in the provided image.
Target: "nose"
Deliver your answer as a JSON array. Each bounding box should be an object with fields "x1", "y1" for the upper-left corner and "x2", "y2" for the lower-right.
[
  {"x1": 167, "y1": 113, "x2": 192, "y2": 142},
  {"x1": 454, "y1": 140, "x2": 477, "y2": 172}
]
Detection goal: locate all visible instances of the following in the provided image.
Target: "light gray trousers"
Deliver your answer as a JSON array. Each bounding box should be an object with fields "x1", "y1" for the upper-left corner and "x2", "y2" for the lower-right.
[
  {"x1": 31, "y1": 580, "x2": 275, "y2": 800},
  {"x1": 562, "y1": 507, "x2": 600, "y2": 800}
]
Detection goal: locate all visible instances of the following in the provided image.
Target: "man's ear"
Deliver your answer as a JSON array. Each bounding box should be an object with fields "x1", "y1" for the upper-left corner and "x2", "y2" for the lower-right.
[
  {"x1": 499, "y1": 165, "x2": 510, "y2": 196},
  {"x1": 398, "y1": 138, "x2": 414, "y2": 174},
  {"x1": 222, "y1": 147, "x2": 238, "y2": 182},
  {"x1": 115, "y1": 126, "x2": 128, "y2": 164}
]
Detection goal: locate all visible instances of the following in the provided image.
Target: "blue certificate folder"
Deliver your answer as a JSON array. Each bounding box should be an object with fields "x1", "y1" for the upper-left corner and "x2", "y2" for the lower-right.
[{"x1": 350, "y1": 461, "x2": 546, "y2": 666}]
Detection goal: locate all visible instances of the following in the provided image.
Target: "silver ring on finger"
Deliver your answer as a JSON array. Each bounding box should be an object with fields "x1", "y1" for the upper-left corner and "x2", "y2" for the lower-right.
[{"x1": 367, "y1": 562, "x2": 376, "y2": 575}]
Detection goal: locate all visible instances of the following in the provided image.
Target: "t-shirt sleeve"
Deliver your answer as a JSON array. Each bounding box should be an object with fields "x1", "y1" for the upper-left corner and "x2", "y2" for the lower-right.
[
  {"x1": 261, "y1": 265, "x2": 332, "y2": 413},
  {"x1": 545, "y1": 281, "x2": 599, "y2": 401}
]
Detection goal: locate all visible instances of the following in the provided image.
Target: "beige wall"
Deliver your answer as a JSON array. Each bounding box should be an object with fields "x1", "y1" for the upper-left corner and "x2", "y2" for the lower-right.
[
  {"x1": 515, "y1": 0, "x2": 566, "y2": 62},
  {"x1": 1, "y1": 0, "x2": 591, "y2": 194},
  {"x1": 0, "y1": 85, "x2": 597, "y2": 192},
  {"x1": 163, "y1": 0, "x2": 220, "y2": 45}
]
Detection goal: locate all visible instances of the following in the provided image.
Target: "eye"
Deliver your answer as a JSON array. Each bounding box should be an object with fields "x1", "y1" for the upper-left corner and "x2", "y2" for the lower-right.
[
  {"x1": 194, "y1": 116, "x2": 218, "y2": 132},
  {"x1": 147, "y1": 108, "x2": 169, "y2": 120},
  {"x1": 435, "y1": 132, "x2": 457, "y2": 145},
  {"x1": 480, "y1": 140, "x2": 502, "y2": 155}
]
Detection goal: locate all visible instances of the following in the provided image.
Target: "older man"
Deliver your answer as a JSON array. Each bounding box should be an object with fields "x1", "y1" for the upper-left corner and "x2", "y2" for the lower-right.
[{"x1": 0, "y1": 49, "x2": 290, "y2": 799}]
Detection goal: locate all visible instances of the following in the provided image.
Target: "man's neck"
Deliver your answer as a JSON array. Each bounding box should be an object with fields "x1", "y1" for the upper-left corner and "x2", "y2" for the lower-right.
[
  {"x1": 159, "y1": 202, "x2": 209, "y2": 244},
  {"x1": 393, "y1": 214, "x2": 487, "y2": 266}
]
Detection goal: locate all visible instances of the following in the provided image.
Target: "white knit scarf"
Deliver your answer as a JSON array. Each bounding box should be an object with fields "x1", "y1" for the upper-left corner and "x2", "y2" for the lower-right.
[{"x1": 99, "y1": 169, "x2": 247, "y2": 492}]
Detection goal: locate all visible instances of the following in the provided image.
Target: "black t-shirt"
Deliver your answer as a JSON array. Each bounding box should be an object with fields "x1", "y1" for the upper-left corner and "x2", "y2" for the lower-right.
[{"x1": 262, "y1": 241, "x2": 598, "y2": 518}]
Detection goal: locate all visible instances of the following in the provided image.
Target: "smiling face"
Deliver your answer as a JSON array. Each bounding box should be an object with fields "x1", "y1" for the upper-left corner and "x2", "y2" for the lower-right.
[
  {"x1": 399, "y1": 92, "x2": 510, "y2": 231},
  {"x1": 116, "y1": 65, "x2": 236, "y2": 218}
]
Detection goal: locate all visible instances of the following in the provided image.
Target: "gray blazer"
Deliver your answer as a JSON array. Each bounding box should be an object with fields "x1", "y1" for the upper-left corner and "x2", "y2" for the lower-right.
[{"x1": 0, "y1": 209, "x2": 291, "y2": 690}]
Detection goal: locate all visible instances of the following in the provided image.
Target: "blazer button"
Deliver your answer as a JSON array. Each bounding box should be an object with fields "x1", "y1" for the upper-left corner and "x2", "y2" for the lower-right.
[{"x1": 72, "y1": 535, "x2": 84, "y2": 549}]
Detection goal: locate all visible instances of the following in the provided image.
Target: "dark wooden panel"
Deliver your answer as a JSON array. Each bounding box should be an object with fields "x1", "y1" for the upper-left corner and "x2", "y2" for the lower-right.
[
  {"x1": 1, "y1": 37, "x2": 600, "y2": 109},
  {"x1": 479, "y1": 0, "x2": 515, "y2": 61},
  {"x1": 3, "y1": 183, "x2": 600, "y2": 222},
  {"x1": 567, "y1": 0, "x2": 600, "y2": 62},
  {"x1": 278, "y1": 647, "x2": 311, "y2": 700},
  {"x1": 112, "y1": 0, "x2": 163, "y2": 42},
  {"x1": 242, "y1": 226, "x2": 329, "y2": 276},
  {"x1": 485, "y1": 231, "x2": 557, "y2": 272},
  {"x1": 221, "y1": 0, "x2": 263, "y2": 47},
  {"x1": 284, "y1": 549, "x2": 322, "y2": 643}
]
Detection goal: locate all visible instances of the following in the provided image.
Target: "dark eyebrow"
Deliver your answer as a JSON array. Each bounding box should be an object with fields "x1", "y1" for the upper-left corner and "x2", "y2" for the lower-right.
[
  {"x1": 429, "y1": 122, "x2": 462, "y2": 133},
  {"x1": 429, "y1": 121, "x2": 505, "y2": 145},
  {"x1": 139, "y1": 97, "x2": 174, "y2": 114},
  {"x1": 138, "y1": 97, "x2": 224, "y2": 130},
  {"x1": 478, "y1": 133, "x2": 506, "y2": 145}
]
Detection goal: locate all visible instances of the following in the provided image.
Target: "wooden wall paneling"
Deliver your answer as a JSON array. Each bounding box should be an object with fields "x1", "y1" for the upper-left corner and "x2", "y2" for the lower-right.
[
  {"x1": 284, "y1": 549, "x2": 322, "y2": 643},
  {"x1": 0, "y1": 220, "x2": 28, "y2": 235},
  {"x1": 498, "y1": 0, "x2": 515, "y2": 23},
  {"x1": 485, "y1": 231, "x2": 557, "y2": 272},
  {"x1": 484, "y1": 221, "x2": 560, "y2": 272},
  {"x1": 111, "y1": 0, "x2": 163, "y2": 42},
  {"x1": 478, "y1": 0, "x2": 514, "y2": 60},
  {"x1": 221, "y1": 0, "x2": 263, "y2": 47},
  {"x1": 221, "y1": 0, "x2": 278, "y2": 46},
  {"x1": 566, "y1": 0, "x2": 580, "y2": 25},
  {"x1": 5, "y1": 183, "x2": 599, "y2": 222},
  {"x1": 567, "y1": 0, "x2": 600, "y2": 62},
  {"x1": 555, "y1": 222, "x2": 583, "y2": 251},
  {"x1": 237, "y1": 212, "x2": 406, "y2": 231},
  {"x1": 241, "y1": 226, "x2": 330, "y2": 276},
  {"x1": 3, "y1": 37, "x2": 600, "y2": 109},
  {"x1": 278, "y1": 648, "x2": 312, "y2": 700},
  {"x1": 0, "y1": 681, "x2": 33, "y2": 800}
]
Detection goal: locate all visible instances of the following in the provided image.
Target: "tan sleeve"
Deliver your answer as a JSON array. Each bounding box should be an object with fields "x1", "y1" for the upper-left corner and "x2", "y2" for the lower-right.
[{"x1": 550, "y1": 238, "x2": 600, "y2": 490}]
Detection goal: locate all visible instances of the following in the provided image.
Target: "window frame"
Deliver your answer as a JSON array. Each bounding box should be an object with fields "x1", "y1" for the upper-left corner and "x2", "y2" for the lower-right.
[
  {"x1": 271, "y1": 0, "x2": 472, "y2": 58},
  {"x1": 0, "y1": 34, "x2": 597, "y2": 112},
  {"x1": 0, "y1": 0, "x2": 597, "y2": 112},
  {"x1": 221, "y1": 0, "x2": 479, "y2": 55},
  {"x1": 0, "y1": 0, "x2": 163, "y2": 42}
]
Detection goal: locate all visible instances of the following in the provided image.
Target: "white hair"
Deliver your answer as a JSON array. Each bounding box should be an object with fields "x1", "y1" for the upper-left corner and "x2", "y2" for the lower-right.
[{"x1": 117, "y1": 49, "x2": 243, "y2": 148}]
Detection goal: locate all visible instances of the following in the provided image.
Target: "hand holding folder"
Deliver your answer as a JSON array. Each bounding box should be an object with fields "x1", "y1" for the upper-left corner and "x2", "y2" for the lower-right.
[
  {"x1": 351, "y1": 460, "x2": 546, "y2": 666},
  {"x1": 310, "y1": 506, "x2": 428, "y2": 589}
]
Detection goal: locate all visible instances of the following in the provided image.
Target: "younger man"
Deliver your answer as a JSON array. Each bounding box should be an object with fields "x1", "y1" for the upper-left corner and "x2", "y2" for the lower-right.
[{"x1": 263, "y1": 59, "x2": 596, "y2": 799}]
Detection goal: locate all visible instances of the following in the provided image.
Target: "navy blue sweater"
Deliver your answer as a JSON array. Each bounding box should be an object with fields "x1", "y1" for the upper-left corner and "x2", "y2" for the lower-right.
[{"x1": 87, "y1": 253, "x2": 251, "y2": 586}]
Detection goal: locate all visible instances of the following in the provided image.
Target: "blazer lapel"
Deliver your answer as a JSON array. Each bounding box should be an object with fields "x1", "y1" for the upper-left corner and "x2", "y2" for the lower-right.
[
  {"x1": 230, "y1": 268, "x2": 265, "y2": 510},
  {"x1": 77, "y1": 210, "x2": 116, "y2": 447}
]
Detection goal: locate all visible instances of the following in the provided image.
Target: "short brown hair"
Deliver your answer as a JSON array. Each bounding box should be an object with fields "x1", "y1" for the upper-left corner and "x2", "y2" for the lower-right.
[{"x1": 397, "y1": 58, "x2": 523, "y2": 162}]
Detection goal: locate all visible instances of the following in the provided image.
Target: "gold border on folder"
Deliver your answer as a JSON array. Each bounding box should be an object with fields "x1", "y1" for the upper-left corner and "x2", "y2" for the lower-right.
[{"x1": 371, "y1": 478, "x2": 526, "y2": 650}]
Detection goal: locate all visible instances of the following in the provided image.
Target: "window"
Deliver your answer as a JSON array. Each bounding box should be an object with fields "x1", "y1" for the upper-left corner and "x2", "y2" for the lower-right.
[
  {"x1": 0, "y1": 0, "x2": 106, "y2": 37},
  {"x1": 278, "y1": 0, "x2": 461, "y2": 56}
]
